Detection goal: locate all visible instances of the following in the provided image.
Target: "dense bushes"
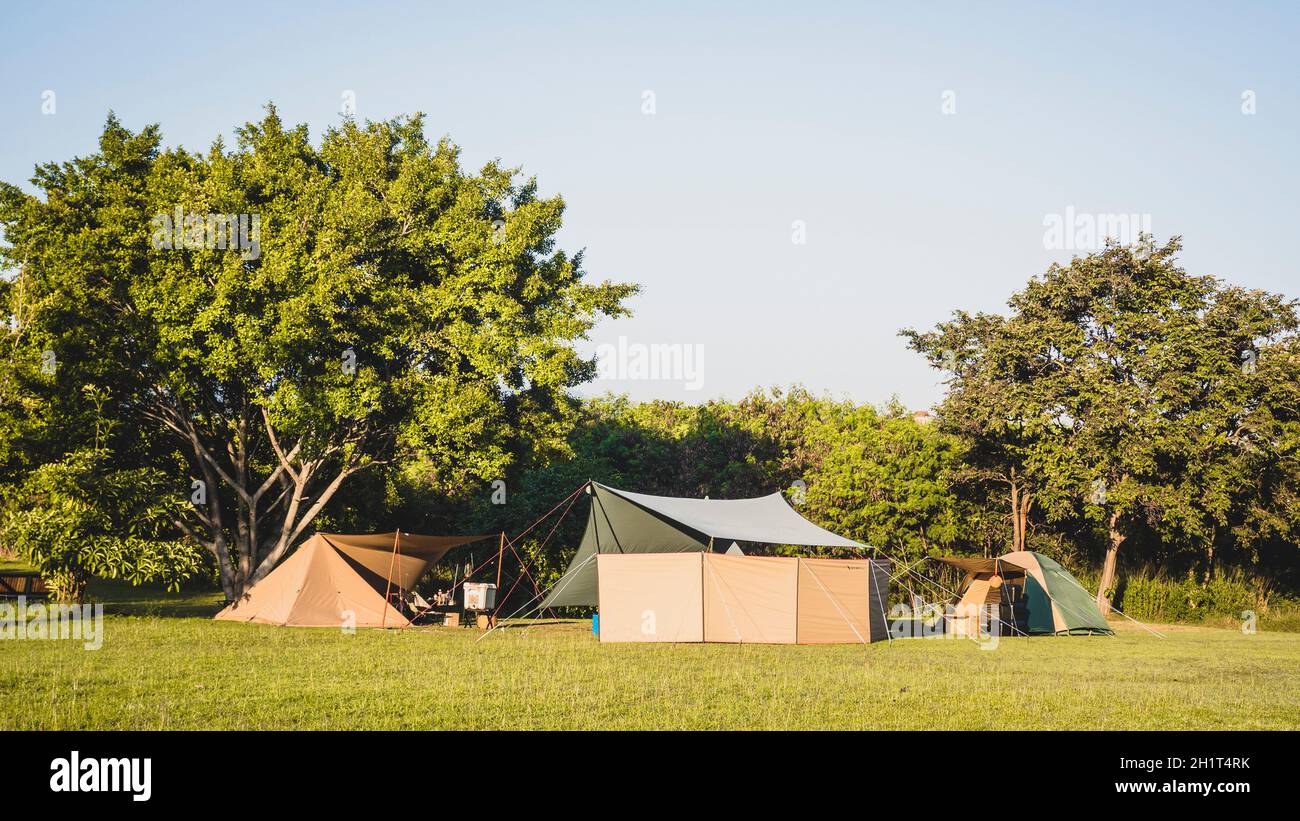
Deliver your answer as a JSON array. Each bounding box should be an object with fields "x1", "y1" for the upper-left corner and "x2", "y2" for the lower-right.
[
  {"x1": 0, "y1": 450, "x2": 208, "y2": 601},
  {"x1": 1117, "y1": 571, "x2": 1287, "y2": 625},
  {"x1": 1067, "y1": 562, "x2": 1298, "y2": 627}
]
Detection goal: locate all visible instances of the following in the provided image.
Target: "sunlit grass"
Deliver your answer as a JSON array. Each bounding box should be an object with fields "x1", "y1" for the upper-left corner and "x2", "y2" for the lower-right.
[{"x1": 2, "y1": 581, "x2": 1298, "y2": 730}]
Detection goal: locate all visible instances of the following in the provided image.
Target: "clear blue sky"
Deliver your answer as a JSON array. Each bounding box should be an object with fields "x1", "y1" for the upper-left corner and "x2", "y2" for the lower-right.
[{"x1": 3, "y1": 1, "x2": 1297, "y2": 409}]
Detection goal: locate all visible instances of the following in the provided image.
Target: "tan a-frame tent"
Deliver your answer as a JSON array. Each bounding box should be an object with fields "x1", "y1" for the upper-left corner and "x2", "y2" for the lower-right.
[{"x1": 214, "y1": 531, "x2": 492, "y2": 628}]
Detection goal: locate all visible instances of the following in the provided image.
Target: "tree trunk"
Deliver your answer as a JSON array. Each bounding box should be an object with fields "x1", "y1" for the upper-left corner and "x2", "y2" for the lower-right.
[
  {"x1": 1203, "y1": 529, "x2": 1216, "y2": 586},
  {"x1": 1095, "y1": 510, "x2": 1125, "y2": 615},
  {"x1": 1018, "y1": 492, "x2": 1032, "y2": 552},
  {"x1": 155, "y1": 400, "x2": 375, "y2": 602},
  {"x1": 1008, "y1": 474, "x2": 1032, "y2": 553},
  {"x1": 1010, "y1": 480, "x2": 1023, "y2": 552}
]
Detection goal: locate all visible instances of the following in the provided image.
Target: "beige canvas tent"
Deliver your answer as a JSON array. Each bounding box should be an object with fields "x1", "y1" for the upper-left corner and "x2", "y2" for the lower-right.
[
  {"x1": 214, "y1": 531, "x2": 492, "y2": 627},
  {"x1": 934, "y1": 551, "x2": 1112, "y2": 636},
  {"x1": 595, "y1": 553, "x2": 889, "y2": 644}
]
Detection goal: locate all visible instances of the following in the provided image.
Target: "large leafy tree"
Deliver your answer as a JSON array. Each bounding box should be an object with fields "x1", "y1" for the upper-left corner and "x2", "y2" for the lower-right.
[
  {"x1": 906, "y1": 237, "x2": 1300, "y2": 611},
  {"x1": 800, "y1": 400, "x2": 968, "y2": 563},
  {"x1": 901, "y1": 309, "x2": 1074, "y2": 555},
  {"x1": 0, "y1": 108, "x2": 635, "y2": 600}
]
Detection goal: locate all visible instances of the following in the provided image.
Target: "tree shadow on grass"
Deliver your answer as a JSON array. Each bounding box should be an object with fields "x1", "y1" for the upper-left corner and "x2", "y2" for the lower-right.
[{"x1": 85, "y1": 575, "x2": 226, "y2": 618}]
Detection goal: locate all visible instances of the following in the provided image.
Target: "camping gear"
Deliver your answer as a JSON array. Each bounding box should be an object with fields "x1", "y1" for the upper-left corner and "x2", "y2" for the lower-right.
[
  {"x1": 933, "y1": 550, "x2": 1113, "y2": 636},
  {"x1": 539, "y1": 482, "x2": 865, "y2": 609},
  {"x1": 463, "y1": 582, "x2": 497, "y2": 611},
  {"x1": 409, "y1": 589, "x2": 432, "y2": 611},
  {"x1": 594, "y1": 552, "x2": 890, "y2": 644},
  {"x1": 213, "y1": 531, "x2": 493, "y2": 627}
]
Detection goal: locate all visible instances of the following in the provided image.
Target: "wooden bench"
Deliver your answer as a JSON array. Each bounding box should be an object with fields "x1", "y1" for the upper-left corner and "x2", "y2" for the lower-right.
[{"x1": 0, "y1": 572, "x2": 49, "y2": 601}]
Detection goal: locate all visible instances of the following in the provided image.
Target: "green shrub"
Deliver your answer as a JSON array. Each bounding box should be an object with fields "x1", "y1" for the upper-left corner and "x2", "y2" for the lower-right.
[
  {"x1": 1111, "y1": 566, "x2": 1294, "y2": 625},
  {"x1": 0, "y1": 450, "x2": 207, "y2": 601}
]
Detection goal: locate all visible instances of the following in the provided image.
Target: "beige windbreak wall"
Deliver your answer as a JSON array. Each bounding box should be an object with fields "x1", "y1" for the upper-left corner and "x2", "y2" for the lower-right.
[
  {"x1": 704, "y1": 554, "x2": 798, "y2": 643},
  {"x1": 797, "y1": 557, "x2": 879, "y2": 644},
  {"x1": 596, "y1": 553, "x2": 889, "y2": 644},
  {"x1": 596, "y1": 553, "x2": 703, "y2": 642}
]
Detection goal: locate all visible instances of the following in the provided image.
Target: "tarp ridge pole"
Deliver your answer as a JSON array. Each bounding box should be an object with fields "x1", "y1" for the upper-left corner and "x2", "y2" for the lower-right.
[
  {"x1": 382, "y1": 529, "x2": 400, "y2": 629},
  {"x1": 591, "y1": 486, "x2": 625, "y2": 554}
]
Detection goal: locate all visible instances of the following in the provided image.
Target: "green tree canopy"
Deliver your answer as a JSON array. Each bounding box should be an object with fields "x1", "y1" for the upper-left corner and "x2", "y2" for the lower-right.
[
  {"x1": 0, "y1": 107, "x2": 635, "y2": 599},
  {"x1": 905, "y1": 237, "x2": 1300, "y2": 610}
]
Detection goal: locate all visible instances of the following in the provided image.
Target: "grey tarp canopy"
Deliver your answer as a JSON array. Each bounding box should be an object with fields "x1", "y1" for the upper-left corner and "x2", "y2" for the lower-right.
[{"x1": 539, "y1": 482, "x2": 865, "y2": 608}]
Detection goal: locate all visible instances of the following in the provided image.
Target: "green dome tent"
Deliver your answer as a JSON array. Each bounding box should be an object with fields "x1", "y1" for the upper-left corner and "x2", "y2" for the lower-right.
[{"x1": 934, "y1": 550, "x2": 1113, "y2": 636}]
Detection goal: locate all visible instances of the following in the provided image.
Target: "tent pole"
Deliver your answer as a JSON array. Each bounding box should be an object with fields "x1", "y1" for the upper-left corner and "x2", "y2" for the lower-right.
[
  {"x1": 495, "y1": 532, "x2": 505, "y2": 589},
  {"x1": 382, "y1": 530, "x2": 400, "y2": 628},
  {"x1": 489, "y1": 483, "x2": 587, "y2": 623},
  {"x1": 396, "y1": 533, "x2": 404, "y2": 618},
  {"x1": 591, "y1": 487, "x2": 625, "y2": 554},
  {"x1": 494, "y1": 532, "x2": 505, "y2": 627}
]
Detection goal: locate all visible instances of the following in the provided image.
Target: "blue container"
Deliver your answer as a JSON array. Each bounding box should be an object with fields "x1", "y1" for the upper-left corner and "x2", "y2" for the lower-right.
[{"x1": 592, "y1": 612, "x2": 600, "y2": 636}]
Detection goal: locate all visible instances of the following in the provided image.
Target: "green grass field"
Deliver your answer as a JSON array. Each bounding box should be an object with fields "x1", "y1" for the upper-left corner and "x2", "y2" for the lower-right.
[{"x1": 3, "y1": 578, "x2": 1299, "y2": 730}]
